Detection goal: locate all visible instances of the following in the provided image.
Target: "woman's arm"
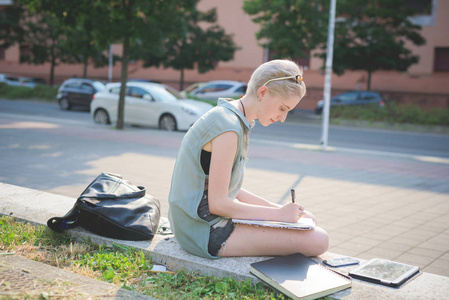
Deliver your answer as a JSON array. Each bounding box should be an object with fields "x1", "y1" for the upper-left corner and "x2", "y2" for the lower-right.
[
  {"x1": 207, "y1": 131, "x2": 303, "y2": 223},
  {"x1": 236, "y1": 188, "x2": 281, "y2": 208}
]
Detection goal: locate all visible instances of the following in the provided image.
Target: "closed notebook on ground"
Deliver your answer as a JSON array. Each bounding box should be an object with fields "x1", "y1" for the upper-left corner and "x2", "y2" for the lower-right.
[{"x1": 250, "y1": 253, "x2": 352, "y2": 300}]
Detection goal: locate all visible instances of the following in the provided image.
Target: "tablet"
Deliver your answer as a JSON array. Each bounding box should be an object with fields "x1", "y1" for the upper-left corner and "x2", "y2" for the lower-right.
[{"x1": 349, "y1": 258, "x2": 419, "y2": 287}]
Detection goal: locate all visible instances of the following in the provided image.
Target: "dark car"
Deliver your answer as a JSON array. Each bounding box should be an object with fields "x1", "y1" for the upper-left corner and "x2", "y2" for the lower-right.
[
  {"x1": 57, "y1": 78, "x2": 106, "y2": 110},
  {"x1": 315, "y1": 91, "x2": 384, "y2": 114}
]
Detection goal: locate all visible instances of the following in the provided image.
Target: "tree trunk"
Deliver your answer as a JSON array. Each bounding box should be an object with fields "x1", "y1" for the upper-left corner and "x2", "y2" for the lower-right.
[
  {"x1": 83, "y1": 57, "x2": 88, "y2": 78},
  {"x1": 116, "y1": 37, "x2": 129, "y2": 130},
  {"x1": 180, "y1": 68, "x2": 184, "y2": 91},
  {"x1": 367, "y1": 70, "x2": 372, "y2": 91},
  {"x1": 48, "y1": 37, "x2": 57, "y2": 86}
]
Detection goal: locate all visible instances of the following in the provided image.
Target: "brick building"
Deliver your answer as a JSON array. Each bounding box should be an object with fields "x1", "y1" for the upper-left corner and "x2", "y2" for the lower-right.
[{"x1": 1, "y1": 0, "x2": 448, "y2": 109}]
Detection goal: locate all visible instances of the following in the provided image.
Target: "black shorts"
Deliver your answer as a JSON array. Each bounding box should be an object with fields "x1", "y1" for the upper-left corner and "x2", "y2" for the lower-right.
[{"x1": 197, "y1": 190, "x2": 235, "y2": 256}]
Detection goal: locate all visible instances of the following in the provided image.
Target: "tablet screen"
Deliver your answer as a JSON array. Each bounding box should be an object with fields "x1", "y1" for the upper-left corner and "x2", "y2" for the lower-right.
[{"x1": 349, "y1": 259, "x2": 419, "y2": 285}]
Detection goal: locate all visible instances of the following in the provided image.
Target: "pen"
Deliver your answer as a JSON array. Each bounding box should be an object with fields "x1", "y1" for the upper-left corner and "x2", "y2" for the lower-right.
[
  {"x1": 326, "y1": 267, "x2": 353, "y2": 281},
  {"x1": 291, "y1": 189, "x2": 296, "y2": 203}
]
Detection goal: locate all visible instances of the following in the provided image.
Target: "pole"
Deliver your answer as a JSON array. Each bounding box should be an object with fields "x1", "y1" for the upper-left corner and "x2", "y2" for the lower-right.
[
  {"x1": 321, "y1": 0, "x2": 337, "y2": 151},
  {"x1": 108, "y1": 44, "x2": 113, "y2": 82}
]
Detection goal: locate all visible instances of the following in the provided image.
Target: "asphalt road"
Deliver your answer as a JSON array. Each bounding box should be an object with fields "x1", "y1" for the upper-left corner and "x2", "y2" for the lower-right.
[{"x1": 1, "y1": 99, "x2": 448, "y2": 158}]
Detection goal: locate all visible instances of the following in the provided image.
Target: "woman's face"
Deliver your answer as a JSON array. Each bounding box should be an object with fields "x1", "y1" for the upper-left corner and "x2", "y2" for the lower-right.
[{"x1": 258, "y1": 92, "x2": 301, "y2": 126}]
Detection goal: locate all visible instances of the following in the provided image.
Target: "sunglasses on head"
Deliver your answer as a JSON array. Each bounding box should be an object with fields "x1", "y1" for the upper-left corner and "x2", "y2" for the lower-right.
[{"x1": 263, "y1": 75, "x2": 303, "y2": 87}]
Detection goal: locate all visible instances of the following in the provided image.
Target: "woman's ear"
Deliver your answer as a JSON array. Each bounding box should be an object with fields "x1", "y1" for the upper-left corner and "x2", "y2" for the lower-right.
[{"x1": 257, "y1": 86, "x2": 268, "y2": 100}]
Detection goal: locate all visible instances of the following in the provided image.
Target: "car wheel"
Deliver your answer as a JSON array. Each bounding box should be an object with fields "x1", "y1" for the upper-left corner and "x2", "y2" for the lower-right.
[
  {"x1": 159, "y1": 114, "x2": 177, "y2": 131},
  {"x1": 59, "y1": 98, "x2": 71, "y2": 110},
  {"x1": 93, "y1": 109, "x2": 110, "y2": 125}
]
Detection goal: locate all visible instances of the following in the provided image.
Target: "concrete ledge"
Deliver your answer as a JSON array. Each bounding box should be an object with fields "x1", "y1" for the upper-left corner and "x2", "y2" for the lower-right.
[{"x1": 1, "y1": 182, "x2": 449, "y2": 299}]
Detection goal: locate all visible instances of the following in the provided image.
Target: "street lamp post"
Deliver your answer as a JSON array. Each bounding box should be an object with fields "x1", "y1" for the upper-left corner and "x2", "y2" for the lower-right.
[{"x1": 321, "y1": 0, "x2": 337, "y2": 151}]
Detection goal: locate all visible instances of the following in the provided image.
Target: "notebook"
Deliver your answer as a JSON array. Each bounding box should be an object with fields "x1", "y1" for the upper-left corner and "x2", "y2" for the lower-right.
[
  {"x1": 232, "y1": 217, "x2": 316, "y2": 230},
  {"x1": 250, "y1": 253, "x2": 352, "y2": 300}
]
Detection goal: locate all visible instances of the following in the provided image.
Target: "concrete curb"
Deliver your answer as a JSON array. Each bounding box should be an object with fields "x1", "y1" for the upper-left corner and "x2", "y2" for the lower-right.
[{"x1": 1, "y1": 182, "x2": 449, "y2": 299}]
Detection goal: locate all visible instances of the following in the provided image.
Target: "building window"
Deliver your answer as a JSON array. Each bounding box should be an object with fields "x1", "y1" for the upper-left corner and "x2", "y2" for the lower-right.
[
  {"x1": 0, "y1": 47, "x2": 4, "y2": 60},
  {"x1": 405, "y1": 0, "x2": 433, "y2": 14},
  {"x1": 434, "y1": 48, "x2": 449, "y2": 72},
  {"x1": 268, "y1": 49, "x2": 310, "y2": 69},
  {"x1": 20, "y1": 44, "x2": 32, "y2": 62},
  {"x1": 407, "y1": 0, "x2": 437, "y2": 26}
]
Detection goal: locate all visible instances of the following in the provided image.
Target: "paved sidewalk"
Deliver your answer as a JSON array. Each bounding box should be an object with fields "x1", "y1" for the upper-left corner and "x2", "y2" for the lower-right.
[{"x1": 246, "y1": 138, "x2": 449, "y2": 276}]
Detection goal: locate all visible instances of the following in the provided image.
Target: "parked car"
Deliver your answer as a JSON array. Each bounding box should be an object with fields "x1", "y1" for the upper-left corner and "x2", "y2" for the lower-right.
[
  {"x1": 315, "y1": 91, "x2": 385, "y2": 114},
  {"x1": 19, "y1": 77, "x2": 47, "y2": 88},
  {"x1": 179, "y1": 82, "x2": 206, "y2": 98},
  {"x1": 0, "y1": 74, "x2": 21, "y2": 86},
  {"x1": 189, "y1": 80, "x2": 247, "y2": 101},
  {"x1": 128, "y1": 78, "x2": 162, "y2": 84},
  {"x1": 91, "y1": 82, "x2": 214, "y2": 131},
  {"x1": 57, "y1": 78, "x2": 106, "y2": 110}
]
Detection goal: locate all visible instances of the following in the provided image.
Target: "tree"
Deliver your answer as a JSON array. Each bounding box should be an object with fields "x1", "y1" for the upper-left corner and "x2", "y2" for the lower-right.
[
  {"x1": 10, "y1": 1, "x2": 109, "y2": 84},
  {"x1": 141, "y1": 5, "x2": 238, "y2": 91},
  {"x1": 20, "y1": 0, "x2": 193, "y2": 130},
  {"x1": 323, "y1": 0, "x2": 426, "y2": 90},
  {"x1": 86, "y1": 0, "x2": 190, "y2": 130},
  {"x1": 59, "y1": 17, "x2": 110, "y2": 79},
  {"x1": 0, "y1": 4, "x2": 26, "y2": 49},
  {"x1": 18, "y1": 11, "x2": 68, "y2": 86},
  {"x1": 243, "y1": 0, "x2": 329, "y2": 61},
  {"x1": 243, "y1": 0, "x2": 425, "y2": 90}
]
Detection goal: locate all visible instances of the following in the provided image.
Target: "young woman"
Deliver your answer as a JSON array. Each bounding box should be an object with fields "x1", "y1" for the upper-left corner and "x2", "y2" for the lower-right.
[{"x1": 168, "y1": 59, "x2": 329, "y2": 258}]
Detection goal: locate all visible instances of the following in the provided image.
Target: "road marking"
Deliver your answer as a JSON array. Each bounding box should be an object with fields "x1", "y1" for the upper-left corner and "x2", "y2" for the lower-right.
[
  {"x1": 252, "y1": 138, "x2": 449, "y2": 164},
  {"x1": 0, "y1": 112, "x2": 89, "y2": 126}
]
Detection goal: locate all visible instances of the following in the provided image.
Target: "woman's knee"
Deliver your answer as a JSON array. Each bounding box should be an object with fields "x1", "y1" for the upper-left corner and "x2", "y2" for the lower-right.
[
  {"x1": 312, "y1": 227, "x2": 329, "y2": 256},
  {"x1": 297, "y1": 227, "x2": 329, "y2": 256}
]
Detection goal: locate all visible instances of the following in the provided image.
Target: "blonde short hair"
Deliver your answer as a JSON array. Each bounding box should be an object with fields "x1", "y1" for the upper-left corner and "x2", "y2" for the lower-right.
[{"x1": 247, "y1": 59, "x2": 306, "y2": 100}]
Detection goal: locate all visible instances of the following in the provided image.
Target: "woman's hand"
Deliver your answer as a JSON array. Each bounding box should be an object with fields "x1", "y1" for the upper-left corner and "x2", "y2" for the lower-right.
[{"x1": 277, "y1": 203, "x2": 306, "y2": 223}]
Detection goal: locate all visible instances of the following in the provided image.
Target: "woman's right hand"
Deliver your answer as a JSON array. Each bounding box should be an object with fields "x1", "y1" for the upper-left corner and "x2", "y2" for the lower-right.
[{"x1": 277, "y1": 203, "x2": 305, "y2": 223}]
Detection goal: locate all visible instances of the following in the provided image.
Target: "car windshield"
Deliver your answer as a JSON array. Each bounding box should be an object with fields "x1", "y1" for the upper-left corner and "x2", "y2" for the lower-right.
[
  {"x1": 336, "y1": 92, "x2": 358, "y2": 102},
  {"x1": 150, "y1": 85, "x2": 182, "y2": 102},
  {"x1": 93, "y1": 81, "x2": 106, "y2": 91},
  {"x1": 164, "y1": 85, "x2": 183, "y2": 99}
]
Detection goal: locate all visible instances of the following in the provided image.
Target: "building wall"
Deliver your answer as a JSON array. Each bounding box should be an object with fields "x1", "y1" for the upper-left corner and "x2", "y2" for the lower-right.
[{"x1": 197, "y1": 0, "x2": 265, "y2": 69}]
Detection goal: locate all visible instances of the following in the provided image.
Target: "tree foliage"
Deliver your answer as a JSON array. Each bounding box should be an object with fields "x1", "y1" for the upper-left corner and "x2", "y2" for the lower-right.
[
  {"x1": 16, "y1": 0, "x2": 110, "y2": 84},
  {"x1": 16, "y1": 10, "x2": 69, "y2": 86},
  {"x1": 243, "y1": 0, "x2": 426, "y2": 90},
  {"x1": 326, "y1": 0, "x2": 426, "y2": 89},
  {"x1": 243, "y1": 0, "x2": 329, "y2": 60},
  {"x1": 0, "y1": 4, "x2": 26, "y2": 48},
  {"x1": 142, "y1": 5, "x2": 238, "y2": 90}
]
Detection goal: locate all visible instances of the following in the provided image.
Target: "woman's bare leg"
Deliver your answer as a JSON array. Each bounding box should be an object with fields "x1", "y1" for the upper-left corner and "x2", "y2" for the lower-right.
[{"x1": 218, "y1": 223, "x2": 329, "y2": 257}]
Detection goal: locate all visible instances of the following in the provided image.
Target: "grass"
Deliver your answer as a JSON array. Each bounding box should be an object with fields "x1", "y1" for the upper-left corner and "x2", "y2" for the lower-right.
[
  {"x1": 329, "y1": 102, "x2": 449, "y2": 127},
  {"x1": 0, "y1": 215, "x2": 287, "y2": 299},
  {"x1": 0, "y1": 83, "x2": 57, "y2": 101},
  {"x1": 3, "y1": 84, "x2": 445, "y2": 130}
]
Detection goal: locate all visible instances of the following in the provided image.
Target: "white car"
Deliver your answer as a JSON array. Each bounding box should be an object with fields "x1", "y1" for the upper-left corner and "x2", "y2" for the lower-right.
[
  {"x1": 0, "y1": 73, "x2": 21, "y2": 86},
  {"x1": 190, "y1": 80, "x2": 247, "y2": 102},
  {"x1": 90, "y1": 82, "x2": 213, "y2": 131}
]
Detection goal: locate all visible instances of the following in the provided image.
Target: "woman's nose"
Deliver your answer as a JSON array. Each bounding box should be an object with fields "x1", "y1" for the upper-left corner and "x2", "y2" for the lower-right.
[{"x1": 278, "y1": 112, "x2": 288, "y2": 122}]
